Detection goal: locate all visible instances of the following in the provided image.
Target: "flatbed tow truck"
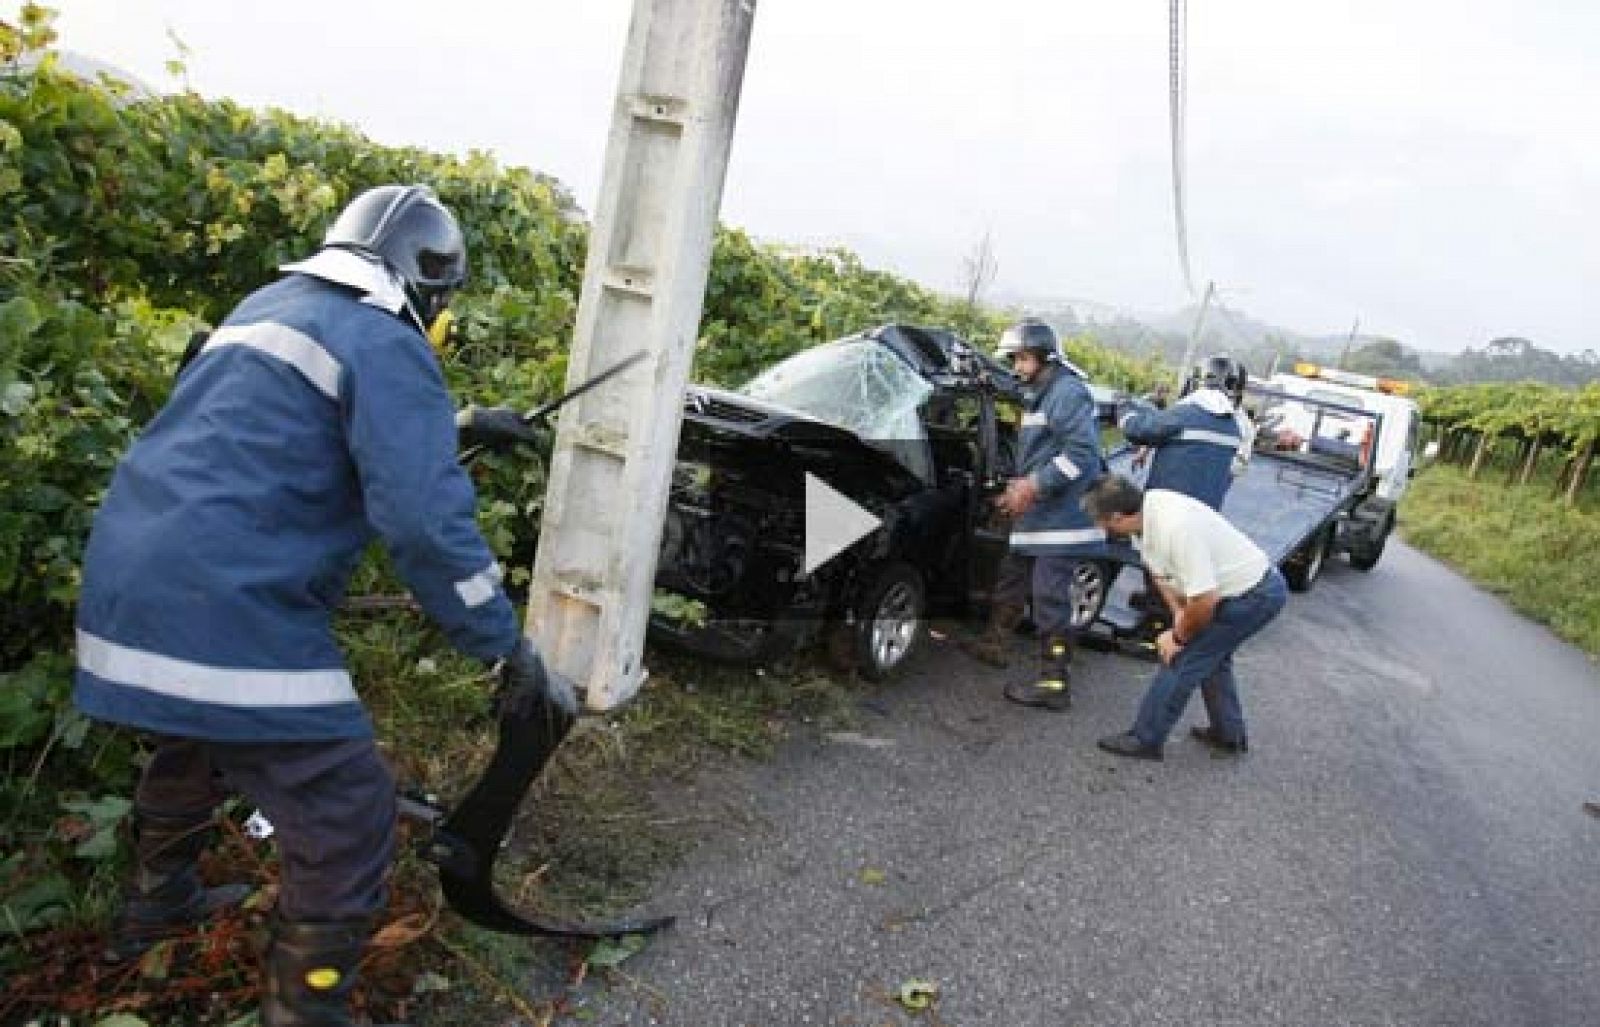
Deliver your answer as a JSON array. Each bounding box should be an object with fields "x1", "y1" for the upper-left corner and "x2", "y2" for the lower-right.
[{"x1": 1087, "y1": 362, "x2": 1423, "y2": 642}]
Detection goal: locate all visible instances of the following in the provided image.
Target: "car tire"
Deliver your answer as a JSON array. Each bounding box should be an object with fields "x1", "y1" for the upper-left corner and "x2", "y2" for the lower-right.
[
  {"x1": 1284, "y1": 526, "x2": 1331, "y2": 592},
  {"x1": 1069, "y1": 561, "x2": 1114, "y2": 632},
  {"x1": 849, "y1": 563, "x2": 926, "y2": 682},
  {"x1": 1348, "y1": 516, "x2": 1391, "y2": 571}
]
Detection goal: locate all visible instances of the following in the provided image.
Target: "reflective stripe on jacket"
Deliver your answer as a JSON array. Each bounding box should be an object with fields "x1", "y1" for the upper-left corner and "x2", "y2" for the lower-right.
[
  {"x1": 74, "y1": 272, "x2": 520, "y2": 741},
  {"x1": 1010, "y1": 364, "x2": 1108, "y2": 556},
  {"x1": 1119, "y1": 389, "x2": 1246, "y2": 511}
]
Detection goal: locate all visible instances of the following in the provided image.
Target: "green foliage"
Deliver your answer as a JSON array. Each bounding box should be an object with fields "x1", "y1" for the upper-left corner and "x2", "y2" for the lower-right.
[
  {"x1": 56, "y1": 794, "x2": 131, "y2": 860},
  {"x1": 1419, "y1": 380, "x2": 1600, "y2": 496},
  {"x1": 1061, "y1": 335, "x2": 1168, "y2": 395},
  {"x1": 1420, "y1": 381, "x2": 1600, "y2": 444},
  {"x1": 1402, "y1": 464, "x2": 1600, "y2": 657},
  {"x1": 695, "y1": 233, "x2": 1002, "y2": 387},
  {"x1": 0, "y1": 5, "x2": 60, "y2": 63},
  {"x1": 651, "y1": 589, "x2": 709, "y2": 629},
  {"x1": 0, "y1": 280, "x2": 201, "y2": 664}
]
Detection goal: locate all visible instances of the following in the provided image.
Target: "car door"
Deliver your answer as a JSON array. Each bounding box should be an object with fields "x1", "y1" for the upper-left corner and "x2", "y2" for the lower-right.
[{"x1": 967, "y1": 389, "x2": 1018, "y2": 604}]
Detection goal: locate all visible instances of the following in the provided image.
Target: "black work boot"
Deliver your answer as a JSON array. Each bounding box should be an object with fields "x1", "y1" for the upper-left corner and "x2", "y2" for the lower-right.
[
  {"x1": 261, "y1": 917, "x2": 371, "y2": 1026},
  {"x1": 958, "y1": 602, "x2": 1024, "y2": 668},
  {"x1": 1190, "y1": 726, "x2": 1249, "y2": 755},
  {"x1": 103, "y1": 808, "x2": 251, "y2": 963},
  {"x1": 1003, "y1": 635, "x2": 1073, "y2": 710}
]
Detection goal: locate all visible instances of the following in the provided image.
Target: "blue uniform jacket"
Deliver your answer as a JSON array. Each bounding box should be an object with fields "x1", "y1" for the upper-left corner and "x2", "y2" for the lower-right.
[
  {"x1": 74, "y1": 268, "x2": 521, "y2": 741},
  {"x1": 1010, "y1": 363, "x2": 1107, "y2": 556},
  {"x1": 1120, "y1": 388, "x2": 1246, "y2": 511}
]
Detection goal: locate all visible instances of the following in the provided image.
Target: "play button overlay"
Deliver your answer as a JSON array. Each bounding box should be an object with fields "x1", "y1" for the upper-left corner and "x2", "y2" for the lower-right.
[{"x1": 804, "y1": 472, "x2": 882, "y2": 575}]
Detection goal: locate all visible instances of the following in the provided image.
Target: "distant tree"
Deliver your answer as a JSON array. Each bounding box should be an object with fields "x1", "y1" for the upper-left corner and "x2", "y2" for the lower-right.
[
  {"x1": 1485, "y1": 336, "x2": 1533, "y2": 358},
  {"x1": 1345, "y1": 338, "x2": 1424, "y2": 378},
  {"x1": 1439, "y1": 336, "x2": 1600, "y2": 386},
  {"x1": 956, "y1": 230, "x2": 998, "y2": 339}
]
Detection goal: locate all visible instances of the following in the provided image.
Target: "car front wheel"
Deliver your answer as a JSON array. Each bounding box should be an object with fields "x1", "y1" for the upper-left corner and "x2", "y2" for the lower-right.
[{"x1": 849, "y1": 563, "x2": 926, "y2": 681}]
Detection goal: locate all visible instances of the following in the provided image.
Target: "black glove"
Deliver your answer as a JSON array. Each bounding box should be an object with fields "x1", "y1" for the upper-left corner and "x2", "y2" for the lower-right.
[
  {"x1": 457, "y1": 405, "x2": 547, "y2": 452},
  {"x1": 496, "y1": 638, "x2": 578, "y2": 719}
]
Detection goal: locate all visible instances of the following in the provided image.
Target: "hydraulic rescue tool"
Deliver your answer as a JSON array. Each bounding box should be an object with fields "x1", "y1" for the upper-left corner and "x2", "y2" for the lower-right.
[{"x1": 414, "y1": 350, "x2": 669, "y2": 938}]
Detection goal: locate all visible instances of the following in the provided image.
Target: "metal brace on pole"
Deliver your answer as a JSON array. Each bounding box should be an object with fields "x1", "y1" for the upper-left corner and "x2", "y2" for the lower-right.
[{"x1": 526, "y1": 0, "x2": 759, "y2": 711}]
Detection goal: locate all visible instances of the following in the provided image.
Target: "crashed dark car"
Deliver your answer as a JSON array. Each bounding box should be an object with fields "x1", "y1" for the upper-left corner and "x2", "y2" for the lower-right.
[{"x1": 649, "y1": 324, "x2": 1122, "y2": 679}]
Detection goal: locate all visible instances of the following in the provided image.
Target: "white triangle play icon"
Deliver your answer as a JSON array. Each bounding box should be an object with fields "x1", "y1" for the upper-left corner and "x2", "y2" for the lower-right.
[{"x1": 804, "y1": 472, "x2": 882, "y2": 576}]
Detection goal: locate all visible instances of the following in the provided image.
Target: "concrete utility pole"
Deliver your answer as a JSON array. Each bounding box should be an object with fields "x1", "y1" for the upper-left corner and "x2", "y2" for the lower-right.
[
  {"x1": 526, "y1": 0, "x2": 758, "y2": 710},
  {"x1": 1336, "y1": 317, "x2": 1361, "y2": 370}
]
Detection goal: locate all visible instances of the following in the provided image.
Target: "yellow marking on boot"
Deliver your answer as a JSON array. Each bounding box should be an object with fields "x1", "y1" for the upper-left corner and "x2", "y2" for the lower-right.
[
  {"x1": 1050, "y1": 644, "x2": 1067, "y2": 658},
  {"x1": 305, "y1": 967, "x2": 342, "y2": 990},
  {"x1": 1036, "y1": 679, "x2": 1065, "y2": 691}
]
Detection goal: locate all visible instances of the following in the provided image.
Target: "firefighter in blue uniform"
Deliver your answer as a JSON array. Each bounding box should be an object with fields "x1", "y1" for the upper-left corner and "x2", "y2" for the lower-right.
[
  {"x1": 75, "y1": 185, "x2": 572, "y2": 1025},
  {"x1": 990, "y1": 319, "x2": 1107, "y2": 711},
  {"x1": 1118, "y1": 354, "x2": 1252, "y2": 511}
]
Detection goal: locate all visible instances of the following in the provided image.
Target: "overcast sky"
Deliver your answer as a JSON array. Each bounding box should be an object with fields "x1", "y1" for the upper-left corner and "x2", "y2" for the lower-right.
[{"x1": 30, "y1": 1, "x2": 1600, "y2": 354}]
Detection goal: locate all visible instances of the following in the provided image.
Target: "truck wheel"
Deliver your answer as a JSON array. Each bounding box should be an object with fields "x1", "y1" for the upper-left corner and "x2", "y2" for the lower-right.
[
  {"x1": 1284, "y1": 527, "x2": 1331, "y2": 593},
  {"x1": 850, "y1": 563, "x2": 926, "y2": 681},
  {"x1": 1349, "y1": 520, "x2": 1390, "y2": 571},
  {"x1": 1069, "y1": 561, "x2": 1113, "y2": 632}
]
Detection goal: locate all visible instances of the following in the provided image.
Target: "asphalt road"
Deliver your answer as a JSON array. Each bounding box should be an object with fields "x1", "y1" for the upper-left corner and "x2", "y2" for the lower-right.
[{"x1": 563, "y1": 542, "x2": 1600, "y2": 1026}]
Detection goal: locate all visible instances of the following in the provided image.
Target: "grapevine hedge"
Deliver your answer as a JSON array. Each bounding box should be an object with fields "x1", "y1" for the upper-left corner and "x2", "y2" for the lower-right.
[{"x1": 1418, "y1": 381, "x2": 1600, "y2": 504}]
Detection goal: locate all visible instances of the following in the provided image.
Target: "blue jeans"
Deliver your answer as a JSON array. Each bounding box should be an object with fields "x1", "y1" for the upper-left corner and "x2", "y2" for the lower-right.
[{"x1": 1132, "y1": 566, "x2": 1288, "y2": 747}]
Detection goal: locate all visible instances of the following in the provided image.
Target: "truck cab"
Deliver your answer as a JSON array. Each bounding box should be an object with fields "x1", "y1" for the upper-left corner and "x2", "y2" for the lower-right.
[
  {"x1": 1249, "y1": 362, "x2": 1422, "y2": 576},
  {"x1": 1257, "y1": 362, "x2": 1421, "y2": 505}
]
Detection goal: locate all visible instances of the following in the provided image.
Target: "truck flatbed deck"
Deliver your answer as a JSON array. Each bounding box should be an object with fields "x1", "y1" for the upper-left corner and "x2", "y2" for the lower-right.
[
  {"x1": 1104, "y1": 446, "x2": 1365, "y2": 565},
  {"x1": 1086, "y1": 385, "x2": 1390, "y2": 641}
]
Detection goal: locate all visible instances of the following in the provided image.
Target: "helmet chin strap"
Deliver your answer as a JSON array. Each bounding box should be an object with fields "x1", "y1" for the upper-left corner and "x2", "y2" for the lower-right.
[
  {"x1": 400, "y1": 291, "x2": 431, "y2": 335},
  {"x1": 401, "y1": 279, "x2": 453, "y2": 341}
]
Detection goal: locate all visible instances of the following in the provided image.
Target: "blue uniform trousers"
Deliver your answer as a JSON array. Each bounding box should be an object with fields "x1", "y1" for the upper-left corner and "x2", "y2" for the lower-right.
[
  {"x1": 135, "y1": 734, "x2": 397, "y2": 922},
  {"x1": 995, "y1": 552, "x2": 1081, "y2": 641}
]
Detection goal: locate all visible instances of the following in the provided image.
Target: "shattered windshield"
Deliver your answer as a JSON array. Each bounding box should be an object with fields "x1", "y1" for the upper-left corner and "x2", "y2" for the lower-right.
[{"x1": 743, "y1": 339, "x2": 934, "y2": 481}]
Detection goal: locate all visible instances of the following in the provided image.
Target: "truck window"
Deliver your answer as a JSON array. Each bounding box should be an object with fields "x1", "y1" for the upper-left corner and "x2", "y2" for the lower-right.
[{"x1": 1307, "y1": 388, "x2": 1363, "y2": 410}]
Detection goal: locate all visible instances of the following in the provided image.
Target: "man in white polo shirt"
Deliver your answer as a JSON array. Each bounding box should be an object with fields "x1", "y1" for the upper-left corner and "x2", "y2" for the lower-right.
[{"x1": 1081, "y1": 475, "x2": 1288, "y2": 760}]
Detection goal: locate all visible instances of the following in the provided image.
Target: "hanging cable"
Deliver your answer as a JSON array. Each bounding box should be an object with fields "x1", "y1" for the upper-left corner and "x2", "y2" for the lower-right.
[{"x1": 1168, "y1": 0, "x2": 1196, "y2": 297}]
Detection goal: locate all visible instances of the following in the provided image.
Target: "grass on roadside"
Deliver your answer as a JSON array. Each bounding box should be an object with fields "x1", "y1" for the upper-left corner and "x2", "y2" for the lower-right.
[
  {"x1": 352, "y1": 621, "x2": 866, "y2": 1024},
  {"x1": 1401, "y1": 463, "x2": 1600, "y2": 658}
]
